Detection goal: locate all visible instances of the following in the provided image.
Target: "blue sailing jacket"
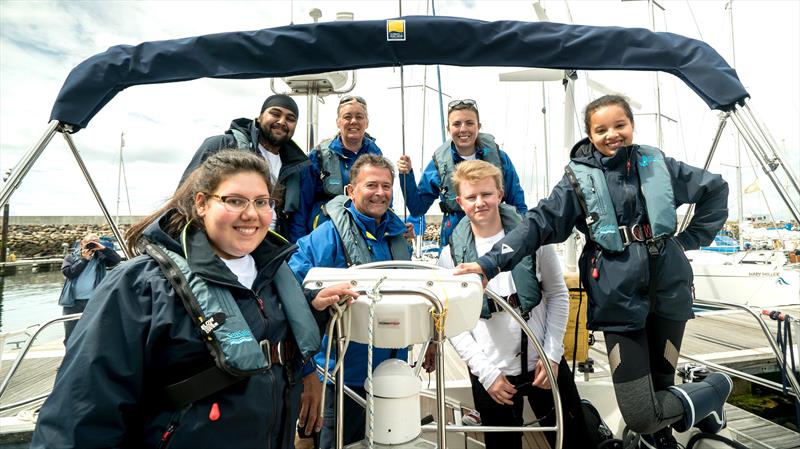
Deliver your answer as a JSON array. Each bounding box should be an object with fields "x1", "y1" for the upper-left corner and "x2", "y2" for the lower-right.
[
  {"x1": 302, "y1": 134, "x2": 383, "y2": 232},
  {"x1": 399, "y1": 143, "x2": 527, "y2": 246},
  {"x1": 289, "y1": 202, "x2": 410, "y2": 386}
]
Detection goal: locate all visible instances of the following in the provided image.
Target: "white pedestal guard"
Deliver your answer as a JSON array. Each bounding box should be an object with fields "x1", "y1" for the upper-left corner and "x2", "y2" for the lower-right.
[{"x1": 303, "y1": 267, "x2": 484, "y2": 347}]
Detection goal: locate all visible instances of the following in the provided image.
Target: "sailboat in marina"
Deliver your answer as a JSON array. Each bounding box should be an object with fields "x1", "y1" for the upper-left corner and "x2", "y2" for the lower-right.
[
  {"x1": 498, "y1": 0, "x2": 800, "y2": 311},
  {"x1": 1, "y1": 5, "x2": 799, "y2": 449}
]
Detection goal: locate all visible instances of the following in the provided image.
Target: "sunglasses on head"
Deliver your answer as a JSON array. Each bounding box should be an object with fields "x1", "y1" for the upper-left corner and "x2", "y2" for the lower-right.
[
  {"x1": 448, "y1": 99, "x2": 478, "y2": 111},
  {"x1": 339, "y1": 95, "x2": 367, "y2": 106}
]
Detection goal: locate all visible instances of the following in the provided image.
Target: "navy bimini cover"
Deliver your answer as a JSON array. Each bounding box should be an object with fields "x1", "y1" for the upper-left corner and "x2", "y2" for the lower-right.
[{"x1": 50, "y1": 16, "x2": 748, "y2": 131}]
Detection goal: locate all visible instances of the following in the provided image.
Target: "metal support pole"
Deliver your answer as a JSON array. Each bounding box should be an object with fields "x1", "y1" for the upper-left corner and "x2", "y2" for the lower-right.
[
  {"x1": 308, "y1": 92, "x2": 318, "y2": 151},
  {"x1": 62, "y1": 132, "x2": 132, "y2": 259},
  {"x1": 1, "y1": 204, "x2": 8, "y2": 265},
  {"x1": 649, "y1": 0, "x2": 664, "y2": 149},
  {"x1": 679, "y1": 112, "x2": 729, "y2": 232},
  {"x1": 741, "y1": 104, "x2": 800, "y2": 196},
  {"x1": 729, "y1": 112, "x2": 800, "y2": 223},
  {"x1": 563, "y1": 76, "x2": 578, "y2": 273},
  {"x1": 434, "y1": 318, "x2": 447, "y2": 449},
  {"x1": 0, "y1": 121, "x2": 60, "y2": 209}
]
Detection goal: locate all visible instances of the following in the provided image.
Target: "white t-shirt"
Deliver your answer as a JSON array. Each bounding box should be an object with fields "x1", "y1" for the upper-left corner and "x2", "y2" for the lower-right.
[
  {"x1": 438, "y1": 230, "x2": 569, "y2": 390},
  {"x1": 458, "y1": 152, "x2": 477, "y2": 161},
  {"x1": 258, "y1": 144, "x2": 281, "y2": 230},
  {"x1": 222, "y1": 254, "x2": 257, "y2": 290}
]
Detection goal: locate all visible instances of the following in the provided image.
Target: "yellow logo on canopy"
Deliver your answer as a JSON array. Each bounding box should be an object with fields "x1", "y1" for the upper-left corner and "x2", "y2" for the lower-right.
[{"x1": 387, "y1": 19, "x2": 406, "y2": 41}]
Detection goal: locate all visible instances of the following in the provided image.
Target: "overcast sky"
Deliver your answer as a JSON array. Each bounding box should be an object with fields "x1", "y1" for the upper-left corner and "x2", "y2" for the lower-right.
[{"x1": 1, "y1": 0, "x2": 798, "y2": 221}]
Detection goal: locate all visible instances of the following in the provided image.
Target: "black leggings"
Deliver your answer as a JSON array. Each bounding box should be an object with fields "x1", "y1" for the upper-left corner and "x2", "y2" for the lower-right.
[{"x1": 603, "y1": 315, "x2": 687, "y2": 434}]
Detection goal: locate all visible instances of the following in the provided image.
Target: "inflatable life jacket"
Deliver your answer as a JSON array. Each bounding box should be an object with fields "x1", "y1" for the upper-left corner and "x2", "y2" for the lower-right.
[
  {"x1": 449, "y1": 204, "x2": 541, "y2": 319},
  {"x1": 565, "y1": 145, "x2": 676, "y2": 253},
  {"x1": 432, "y1": 133, "x2": 503, "y2": 214},
  {"x1": 143, "y1": 231, "x2": 319, "y2": 408},
  {"x1": 321, "y1": 195, "x2": 411, "y2": 266},
  {"x1": 314, "y1": 137, "x2": 345, "y2": 198},
  {"x1": 314, "y1": 134, "x2": 378, "y2": 199}
]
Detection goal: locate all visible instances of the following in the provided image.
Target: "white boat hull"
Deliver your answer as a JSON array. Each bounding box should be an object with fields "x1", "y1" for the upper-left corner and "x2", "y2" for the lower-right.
[{"x1": 687, "y1": 250, "x2": 800, "y2": 308}]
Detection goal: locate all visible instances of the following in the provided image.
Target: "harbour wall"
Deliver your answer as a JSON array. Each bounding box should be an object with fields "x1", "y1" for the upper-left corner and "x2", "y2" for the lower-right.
[
  {"x1": 2, "y1": 217, "x2": 143, "y2": 259},
  {"x1": 2, "y1": 215, "x2": 442, "y2": 258}
]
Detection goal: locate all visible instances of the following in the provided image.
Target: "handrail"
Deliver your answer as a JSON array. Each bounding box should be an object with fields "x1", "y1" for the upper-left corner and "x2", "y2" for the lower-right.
[
  {"x1": 0, "y1": 313, "x2": 80, "y2": 398},
  {"x1": 0, "y1": 392, "x2": 49, "y2": 413},
  {"x1": 678, "y1": 355, "x2": 796, "y2": 399},
  {"x1": 693, "y1": 299, "x2": 799, "y2": 397}
]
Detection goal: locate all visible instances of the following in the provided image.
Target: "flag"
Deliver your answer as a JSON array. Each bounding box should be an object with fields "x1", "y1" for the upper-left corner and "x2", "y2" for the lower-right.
[{"x1": 744, "y1": 179, "x2": 760, "y2": 194}]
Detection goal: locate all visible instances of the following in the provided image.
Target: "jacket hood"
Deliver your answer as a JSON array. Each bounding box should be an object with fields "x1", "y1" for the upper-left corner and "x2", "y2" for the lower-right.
[
  {"x1": 228, "y1": 118, "x2": 309, "y2": 168},
  {"x1": 142, "y1": 210, "x2": 296, "y2": 288},
  {"x1": 569, "y1": 137, "x2": 597, "y2": 164},
  {"x1": 569, "y1": 137, "x2": 637, "y2": 170}
]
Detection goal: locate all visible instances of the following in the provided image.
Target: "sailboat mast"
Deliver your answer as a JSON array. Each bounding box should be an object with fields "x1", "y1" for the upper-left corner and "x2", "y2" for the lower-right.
[
  {"x1": 431, "y1": 0, "x2": 446, "y2": 143},
  {"x1": 727, "y1": 0, "x2": 746, "y2": 248},
  {"x1": 398, "y1": 0, "x2": 407, "y2": 223},
  {"x1": 648, "y1": 0, "x2": 665, "y2": 149},
  {"x1": 115, "y1": 132, "x2": 124, "y2": 223}
]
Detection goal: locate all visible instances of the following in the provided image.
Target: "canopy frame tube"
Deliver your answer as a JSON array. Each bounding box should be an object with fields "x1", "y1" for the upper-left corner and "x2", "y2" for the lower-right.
[
  {"x1": 0, "y1": 121, "x2": 60, "y2": 209},
  {"x1": 61, "y1": 131, "x2": 131, "y2": 258},
  {"x1": 1, "y1": 122, "x2": 132, "y2": 259},
  {"x1": 729, "y1": 107, "x2": 800, "y2": 223}
]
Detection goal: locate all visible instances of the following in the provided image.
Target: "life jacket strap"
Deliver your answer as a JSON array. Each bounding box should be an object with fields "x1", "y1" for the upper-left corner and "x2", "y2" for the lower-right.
[
  {"x1": 618, "y1": 223, "x2": 653, "y2": 247},
  {"x1": 485, "y1": 293, "x2": 520, "y2": 314},
  {"x1": 161, "y1": 339, "x2": 296, "y2": 410}
]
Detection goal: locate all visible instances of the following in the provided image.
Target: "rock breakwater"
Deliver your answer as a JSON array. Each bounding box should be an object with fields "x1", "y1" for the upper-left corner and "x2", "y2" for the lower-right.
[
  {"x1": 3, "y1": 224, "x2": 129, "y2": 259},
  {"x1": 3, "y1": 222, "x2": 442, "y2": 259}
]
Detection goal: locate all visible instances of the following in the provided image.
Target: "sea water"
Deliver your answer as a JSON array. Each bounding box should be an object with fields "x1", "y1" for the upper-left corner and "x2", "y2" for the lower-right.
[{"x1": 0, "y1": 271, "x2": 63, "y2": 333}]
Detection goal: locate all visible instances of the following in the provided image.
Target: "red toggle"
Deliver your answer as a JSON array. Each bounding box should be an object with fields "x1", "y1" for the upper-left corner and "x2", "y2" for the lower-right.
[
  {"x1": 762, "y1": 309, "x2": 786, "y2": 321},
  {"x1": 209, "y1": 402, "x2": 220, "y2": 421}
]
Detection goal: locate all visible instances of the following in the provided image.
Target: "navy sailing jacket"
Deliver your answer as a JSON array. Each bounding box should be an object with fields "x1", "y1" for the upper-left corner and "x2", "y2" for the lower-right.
[
  {"x1": 33, "y1": 212, "x2": 324, "y2": 449},
  {"x1": 476, "y1": 138, "x2": 729, "y2": 332}
]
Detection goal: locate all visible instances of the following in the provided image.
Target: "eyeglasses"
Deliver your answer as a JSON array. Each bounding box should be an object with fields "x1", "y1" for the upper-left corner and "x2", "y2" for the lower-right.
[
  {"x1": 339, "y1": 95, "x2": 367, "y2": 106},
  {"x1": 209, "y1": 194, "x2": 276, "y2": 213},
  {"x1": 448, "y1": 99, "x2": 478, "y2": 111}
]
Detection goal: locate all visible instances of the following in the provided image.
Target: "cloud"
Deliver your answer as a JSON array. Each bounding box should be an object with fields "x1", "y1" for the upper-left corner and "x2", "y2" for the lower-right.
[{"x1": 1, "y1": 0, "x2": 798, "y2": 219}]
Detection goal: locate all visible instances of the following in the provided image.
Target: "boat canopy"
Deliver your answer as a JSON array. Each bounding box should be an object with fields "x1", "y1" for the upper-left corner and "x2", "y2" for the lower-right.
[{"x1": 50, "y1": 16, "x2": 749, "y2": 131}]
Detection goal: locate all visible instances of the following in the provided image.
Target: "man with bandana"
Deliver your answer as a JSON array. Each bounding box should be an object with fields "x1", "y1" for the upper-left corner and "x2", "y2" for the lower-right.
[{"x1": 181, "y1": 94, "x2": 312, "y2": 242}]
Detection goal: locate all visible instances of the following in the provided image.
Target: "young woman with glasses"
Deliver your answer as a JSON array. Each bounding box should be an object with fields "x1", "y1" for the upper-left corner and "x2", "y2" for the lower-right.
[
  {"x1": 32, "y1": 150, "x2": 358, "y2": 449},
  {"x1": 397, "y1": 99, "x2": 528, "y2": 248}
]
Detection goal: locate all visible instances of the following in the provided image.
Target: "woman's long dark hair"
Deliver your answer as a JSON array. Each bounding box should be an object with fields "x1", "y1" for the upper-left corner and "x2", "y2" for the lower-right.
[{"x1": 125, "y1": 150, "x2": 272, "y2": 255}]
